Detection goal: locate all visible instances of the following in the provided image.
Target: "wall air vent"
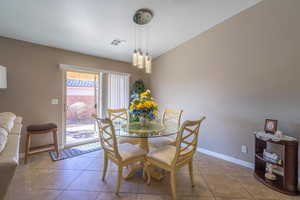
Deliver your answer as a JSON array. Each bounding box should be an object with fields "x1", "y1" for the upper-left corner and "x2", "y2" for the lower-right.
[{"x1": 111, "y1": 39, "x2": 125, "y2": 46}]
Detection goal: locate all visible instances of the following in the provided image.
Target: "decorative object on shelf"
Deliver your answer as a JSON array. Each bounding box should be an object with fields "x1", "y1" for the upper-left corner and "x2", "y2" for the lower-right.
[
  {"x1": 255, "y1": 131, "x2": 280, "y2": 142},
  {"x1": 255, "y1": 131, "x2": 296, "y2": 142},
  {"x1": 254, "y1": 132, "x2": 299, "y2": 195},
  {"x1": 0, "y1": 65, "x2": 7, "y2": 89},
  {"x1": 263, "y1": 149, "x2": 281, "y2": 164},
  {"x1": 265, "y1": 163, "x2": 277, "y2": 181},
  {"x1": 129, "y1": 89, "x2": 158, "y2": 126},
  {"x1": 264, "y1": 119, "x2": 278, "y2": 133},
  {"x1": 275, "y1": 130, "x2": 283, "y2": 138},
  {"x1": 132, "y1": 8, "x2": 153, "y2": 73}
]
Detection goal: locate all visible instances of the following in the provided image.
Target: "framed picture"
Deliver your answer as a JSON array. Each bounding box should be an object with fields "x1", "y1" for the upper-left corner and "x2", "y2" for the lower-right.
[{"x1": 264, "y1": 119, "x2": 278, "y2": 133}]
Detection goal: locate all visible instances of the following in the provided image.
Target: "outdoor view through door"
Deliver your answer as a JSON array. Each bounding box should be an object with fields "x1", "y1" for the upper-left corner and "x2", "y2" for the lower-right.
[
  {"x1": 65, "y1": 71, "x2": 99, "y2": 145},
  {"x1": 63, "y1": 68, "x2": 130, "y2": 147}
]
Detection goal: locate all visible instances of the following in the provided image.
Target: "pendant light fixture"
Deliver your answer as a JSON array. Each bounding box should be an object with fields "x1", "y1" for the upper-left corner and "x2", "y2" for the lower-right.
[
  {"x1": 132, "y1": 8, "x2": 153, "y2": 73},
  {"x1": 137, "y1": 50, "x2": 144, "y2": 69},
  {"x1": 145, "y1": 54, "x2": 152, "y2": 74},
  {"x1": 132, "y1": 50, "x2": 138, "y2": 66}
]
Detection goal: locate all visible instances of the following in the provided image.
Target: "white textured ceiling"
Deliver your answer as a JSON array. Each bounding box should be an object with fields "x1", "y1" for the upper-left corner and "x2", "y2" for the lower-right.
[{"x1": 0, "y1": 0, "x2": 261, "y2": 62}]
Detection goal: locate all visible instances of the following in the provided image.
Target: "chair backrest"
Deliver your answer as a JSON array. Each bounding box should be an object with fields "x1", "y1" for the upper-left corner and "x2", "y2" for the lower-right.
[
  {"x1": 93, "y1": 115, "x2": 121, "y2": 160},
  {"x1": 107, "y1": 108, "x2": 129, "y2": 125},
  {"x1": 161, "y1": 109, "x2": 183, "y2": 128},
  {"x1": 172, "y1": 117, "x2": 206, "y2": 166}
]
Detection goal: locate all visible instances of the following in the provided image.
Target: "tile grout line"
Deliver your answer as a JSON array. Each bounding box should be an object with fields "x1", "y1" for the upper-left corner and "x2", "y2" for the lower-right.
[
  {"x1": 199, "y1": 171, "x2": 218, "y2": 200},
  {"x1": 234, "y1": 175, "x2": 280, "y2": 200},
  {"x1": 228, "y1": 174, "x2": 256, "y2": 200},
  {"x1": 53, "y1": 168, "x2": 86, "y2": 200},
  {"x1": 14, "y1": 151, "x2": 283, "y2": 200}
]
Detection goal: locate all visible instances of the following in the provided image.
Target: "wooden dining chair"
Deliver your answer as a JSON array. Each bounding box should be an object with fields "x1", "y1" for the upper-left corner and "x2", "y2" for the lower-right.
[
  {"x1": 145, "y1": 117, "x2": 206, "y2": 200},
  {"x1": 93, "y1": 115, "x2": 147, "y2": 195},
  {"x1": 149, "y1": 109, "x2": 183, "y2": 148},
  {"x1": 107, "y1": 108, "x2": 139, "y2": 145},
  {"x1": 107, "y1": 108, "x2": 129, "y2": 124}
]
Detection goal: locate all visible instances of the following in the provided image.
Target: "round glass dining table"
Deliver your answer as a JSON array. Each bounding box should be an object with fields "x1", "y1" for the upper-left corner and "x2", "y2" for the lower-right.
[
  {"x1": 113, "y1": 120, "x2": 179, "y2": 180},
  {"x1": 114, "y1": 120, "x2": 179, "y2": 153}
]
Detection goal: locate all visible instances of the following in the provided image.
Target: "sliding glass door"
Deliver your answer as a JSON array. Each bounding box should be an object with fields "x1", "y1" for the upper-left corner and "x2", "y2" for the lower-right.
[
  {"x1": 64, "y1": 71, "x2": 99, "y2": 146},
  {"x1": 61, "y1": 65, "x2": 130, "y2": 148}
]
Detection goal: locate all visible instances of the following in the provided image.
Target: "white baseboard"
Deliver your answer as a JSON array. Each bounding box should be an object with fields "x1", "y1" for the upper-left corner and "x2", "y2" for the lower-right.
[{"x1": 197, "y1": 147, "x2": 254, "y2": 169}]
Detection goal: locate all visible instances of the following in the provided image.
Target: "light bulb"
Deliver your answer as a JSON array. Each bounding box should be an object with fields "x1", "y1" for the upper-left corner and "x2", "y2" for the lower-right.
[
  {"x1": 145, "y1": 55, "x2": 152, "y2": 74},
  {"x1": 138, "y1": 50, "x2": 144, "y2": 69},
  {"x1": 132, "y1": 50, "x2": 138, "y2": 66}
]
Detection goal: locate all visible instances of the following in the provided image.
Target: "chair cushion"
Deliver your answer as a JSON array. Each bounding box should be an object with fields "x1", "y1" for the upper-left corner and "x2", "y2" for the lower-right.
[
  {"x1": 27, "y1": 123, "x2": 57, "y2": 132},
  {"x1": 118, "y1": 143, "x2": 146, "y2": 162},
  {"x1": 149, "y1": 137, "x2": 176, "y2": 148},
  {"x1": 147, "y1": 145, "x2": 177, "y2": 166}
]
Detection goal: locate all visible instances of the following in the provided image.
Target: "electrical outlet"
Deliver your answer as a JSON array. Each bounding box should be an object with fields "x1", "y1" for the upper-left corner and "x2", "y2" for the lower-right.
[
  {"x1": 241, "y1": 145, "x2": 247, "y2": 154},
  {"x1": 51, "y1": 98, "x2": 59, "y2": 105}
]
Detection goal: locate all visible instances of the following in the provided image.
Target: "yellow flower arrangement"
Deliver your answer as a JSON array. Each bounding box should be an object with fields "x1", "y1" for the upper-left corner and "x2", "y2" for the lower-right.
[{"x1": 129, "y1": 89, "x2": 158, "y2": 121}]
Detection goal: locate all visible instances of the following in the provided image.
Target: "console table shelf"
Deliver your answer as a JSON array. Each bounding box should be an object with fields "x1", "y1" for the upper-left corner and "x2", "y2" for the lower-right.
[
  {"x1": 255, "y1": 153, "x2": 283, "y2": 167},
  {"x1": 254, "y1": 134, "x2": 299, "y2": 196}
]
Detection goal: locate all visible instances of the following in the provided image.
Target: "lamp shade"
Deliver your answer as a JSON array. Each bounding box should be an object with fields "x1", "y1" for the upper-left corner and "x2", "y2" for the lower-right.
[{"x1": 0, "y1": 66, "x2": 7, "y2": 89}]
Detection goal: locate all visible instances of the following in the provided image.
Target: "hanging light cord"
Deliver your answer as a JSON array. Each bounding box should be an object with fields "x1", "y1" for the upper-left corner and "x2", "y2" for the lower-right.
[
  {"x1": 146, "y1": 24, "x2": 150, "y2": 54},
  {"x1": 134, "y1": 23, "x2": 137, "y2": 51}
]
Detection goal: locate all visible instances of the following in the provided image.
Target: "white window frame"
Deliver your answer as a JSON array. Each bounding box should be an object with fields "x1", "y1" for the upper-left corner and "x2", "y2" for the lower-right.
[{"x1": 59, "y1": 64, "x2": 131, "y2": 148}]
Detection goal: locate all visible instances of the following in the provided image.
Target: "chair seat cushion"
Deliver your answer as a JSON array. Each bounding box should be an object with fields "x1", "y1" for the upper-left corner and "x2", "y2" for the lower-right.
[
  {"x1": 118, "y1": 143, "x2": 146, "y2": 162},
  {"x1": 149, "y1": 137, "x2": 176, "y2": 148},
  {"x1": 147, "y1": 145, "x2": 177, "y2": 166},
  {"x1": 27, "y1": 123, "x2": 57, "y2": 132}
]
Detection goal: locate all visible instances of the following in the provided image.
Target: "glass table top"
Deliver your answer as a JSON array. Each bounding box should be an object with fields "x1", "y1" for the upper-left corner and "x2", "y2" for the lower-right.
[{"x1": 113, "y1": 121, "x2": 179, "y2": 138}]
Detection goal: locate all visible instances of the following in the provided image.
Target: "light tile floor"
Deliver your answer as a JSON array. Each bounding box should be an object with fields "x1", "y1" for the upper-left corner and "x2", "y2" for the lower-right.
[{"x1": 5, "y1": 151, "x2": 300, "y2": 200}]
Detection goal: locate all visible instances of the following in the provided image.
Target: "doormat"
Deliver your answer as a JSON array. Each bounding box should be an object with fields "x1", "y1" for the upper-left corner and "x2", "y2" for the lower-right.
[{"x1": 49, "y1": 142, "x2": 102, "y2": 161}]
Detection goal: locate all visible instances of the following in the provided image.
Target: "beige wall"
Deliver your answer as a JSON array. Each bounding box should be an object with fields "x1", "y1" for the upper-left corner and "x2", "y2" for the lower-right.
[
  {"x1": 151, "y1": 0, "x2": 300, "y2": 164},
  {"x1": 0, "y1": 37, "x2": 148, "y2": 152}
]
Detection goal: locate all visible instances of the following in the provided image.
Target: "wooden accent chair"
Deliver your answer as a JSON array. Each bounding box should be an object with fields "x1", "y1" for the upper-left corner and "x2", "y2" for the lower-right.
[
  {"x1": 149, "y1": 109, "x2": 183, "y2": 148},
  {"x1": 107, "y1": 108, "x2": 139, "y2": 145},
  {"x1": 145, "y1": 117, "x2": 206, "y2": 200},
  {"x1": 93, "y1": 115, "x2": 146, "y2": 195}
]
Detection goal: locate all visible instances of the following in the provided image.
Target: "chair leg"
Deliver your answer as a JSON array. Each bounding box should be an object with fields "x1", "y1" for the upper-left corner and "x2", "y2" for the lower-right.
[
  {"x1": 170, "y1": 170, "x2": 177, "y2": 200},
  {"x1": 142, "y1": 166, "x2": 146, "y2": 181},
  {"x1": 24, "y1": 133, "x2": 31, "y2": 164},
  {"x1": 102, "y1": 154, "x2": 108, "y2": 181},
  {"x1": 116, "y1": 166, "x2": 123, "y2": 195},
  {"x1": 188, "y1": 160, "x2": 194, "y2": 187},
  {"x1": 52, "y1": 129, "x2": 60, "y2": 157},
  {"x1": 144, "y1": 161, "x2": 152, "y2": 185}
]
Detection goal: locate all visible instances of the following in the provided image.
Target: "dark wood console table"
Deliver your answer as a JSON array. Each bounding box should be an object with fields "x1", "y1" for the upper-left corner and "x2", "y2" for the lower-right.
[{"x1": 254, "y1": 133, "x2": 299, "y2": 195}]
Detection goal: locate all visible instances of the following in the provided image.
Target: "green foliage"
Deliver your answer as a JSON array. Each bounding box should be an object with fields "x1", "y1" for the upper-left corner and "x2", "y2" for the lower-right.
[
  {"x1": 131, "y1": 79, "x2": 145, "y2": 96},
  {"x1": 130, "y1": 80, "x2": 146, "y2": 122}
]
